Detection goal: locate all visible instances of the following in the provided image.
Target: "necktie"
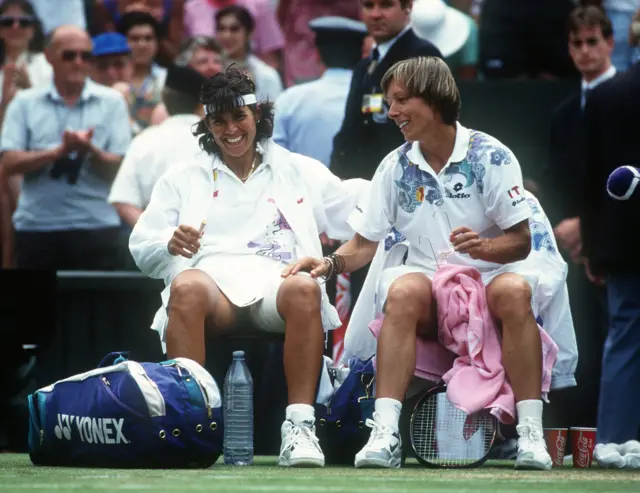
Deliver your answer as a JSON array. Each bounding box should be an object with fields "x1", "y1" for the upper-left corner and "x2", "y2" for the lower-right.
[
  {"x1": 367, "y1": 47, "x2": 380, "y2": 75},
  {"x1": 581, "y1": 87, "x2": 591, "y2": 111}
]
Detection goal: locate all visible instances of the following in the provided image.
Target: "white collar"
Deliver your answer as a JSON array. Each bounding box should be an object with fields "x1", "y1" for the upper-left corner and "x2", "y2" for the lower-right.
[
  {"x1": 372, "y1": 24, "x2": 412, "y2": 61},
  {"x1": 406, "y1": 122, "x2": 471, "y2": 173},
  {"x1": 211, "y1": 139, "x2": 270, "y2": 172},
  {"x1": 582, "y1": 65, "x2": 616, "y2": 92}
]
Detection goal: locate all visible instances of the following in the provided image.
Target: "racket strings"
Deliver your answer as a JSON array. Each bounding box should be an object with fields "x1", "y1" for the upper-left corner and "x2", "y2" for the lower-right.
[{"x1": 412, "y1": 392, "x2": 496, "y2": 467}]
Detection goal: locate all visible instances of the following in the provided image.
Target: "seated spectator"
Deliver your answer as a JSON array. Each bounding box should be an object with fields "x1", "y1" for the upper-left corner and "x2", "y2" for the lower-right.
[
  {"x1": 92, "y1": 0, "x2": 184, "y2": 66},
  {"x1": 149, "y1": 36, "x2": 224, "y2": 125},
  {"x1": 114, "y1": 10, "x2": 166, "y2": 134},
  {"x1": 109, "y1": 65, "x2": 206, "y2": 227},
  {"x1": 412, "y1": 0, "x2": 479, "y2": 79},
  {"x1": 285, "y1": 57, "x2": 557, "y2": 470},
  {"x1": 129, "y1": 66, "x2": 361, "y2": 468},
  {"x1": 184, "y1": 0, "x2": 284, "y2": 69},
  {"x1": 90, "y1": 32, "x2": 133, "y2": 87},
  {"x1": 215, "y1": 5, "x2": 282, "y2": 100},
  {"x1": 0, "y1": 25, "x2": 131, "y2": 270}
]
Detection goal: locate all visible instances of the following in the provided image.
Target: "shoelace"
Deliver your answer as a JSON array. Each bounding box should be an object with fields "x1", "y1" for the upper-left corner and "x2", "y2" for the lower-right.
[
  {"x1": 365, "y1": 413, "x2": 396, "y2": 447},
  {"x1": 284, "y1": 423, "x2": 320, "y2": 453},
  {"x1": 516, "y1": 423, "x2": 546, "y2": 451}
]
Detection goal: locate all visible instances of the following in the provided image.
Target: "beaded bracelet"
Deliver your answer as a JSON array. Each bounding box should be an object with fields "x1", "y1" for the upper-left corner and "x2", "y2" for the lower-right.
[{"x1": 322, "y1": 253, "x2": 345, "y2": 280}]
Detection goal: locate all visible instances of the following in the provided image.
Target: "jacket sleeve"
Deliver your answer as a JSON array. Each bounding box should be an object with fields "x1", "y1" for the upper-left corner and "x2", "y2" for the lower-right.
[
  {"x1": 330, "y1": 63, "x2": 365, "y2": 177},
  {"x1": 129, "y1": 170, "x2": 182, "y2": 280},
  {"x1": 301, "y1": 154, "x2": 367, "y2": 240}
]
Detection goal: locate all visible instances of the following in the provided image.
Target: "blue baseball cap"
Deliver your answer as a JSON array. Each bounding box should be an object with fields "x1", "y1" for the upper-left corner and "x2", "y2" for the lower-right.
[{"x1": 92, "y1": 32, "x2": 131, "y2": 57}]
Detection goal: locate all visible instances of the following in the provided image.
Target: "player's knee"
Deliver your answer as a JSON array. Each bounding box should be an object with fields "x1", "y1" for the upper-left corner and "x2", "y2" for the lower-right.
[
  {"x1": 277, "y1": 274, "x2": 321, "y2": 315},
  {"x1": 169, "y1": 271, "x2": 213, "y2": 314},
  {"x1": 487, "y1": 274, "x2": 532, "y2": 321},
  {"x1": 385, "y1": 274, "x2": 432, "y2": 320}
]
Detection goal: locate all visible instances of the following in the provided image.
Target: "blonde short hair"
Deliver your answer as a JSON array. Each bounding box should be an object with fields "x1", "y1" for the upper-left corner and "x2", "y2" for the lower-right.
[{"x1": 381, "y1": 56, "x2": 461, "y2": 125}]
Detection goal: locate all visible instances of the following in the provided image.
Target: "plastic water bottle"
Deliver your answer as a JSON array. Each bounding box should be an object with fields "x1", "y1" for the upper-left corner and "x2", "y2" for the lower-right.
[{"x1": 223, "y1": 350, "x2": 254, "y2": 465}]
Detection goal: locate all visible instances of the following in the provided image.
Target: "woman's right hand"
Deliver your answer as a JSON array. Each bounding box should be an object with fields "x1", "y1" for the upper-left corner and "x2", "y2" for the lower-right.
[
  {"x1": 281, "y1": 256, "x2": 329, "y2": 278},
  {"x1": 168, "y1": 225, "x2": 203, "y2": 258}
]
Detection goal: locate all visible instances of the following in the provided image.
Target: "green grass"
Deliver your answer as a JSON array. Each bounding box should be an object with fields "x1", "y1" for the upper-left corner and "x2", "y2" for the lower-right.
[{"x1": 1, "y1": 454, "x2": 638, "y2": 493}]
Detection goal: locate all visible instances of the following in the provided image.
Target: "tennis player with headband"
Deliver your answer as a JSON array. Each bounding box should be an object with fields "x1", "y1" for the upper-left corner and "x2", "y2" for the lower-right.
[
  {"x1": 129, "y1": 66, "x2": 365, "y2": 468},
  {"x1": 284, "y1": 56, "x2": 561, "y2": 470}
]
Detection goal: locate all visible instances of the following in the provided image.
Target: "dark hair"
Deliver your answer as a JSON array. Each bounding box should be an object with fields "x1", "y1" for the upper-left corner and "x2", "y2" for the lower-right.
[
  {"x1": 117, "y1": 10, "x2": 164, "y2": 40},
  {"x1": 162, "y1": 87, "x2": 200, "y2": 116},
  {"x1": 568, "y1": 6, "x2": 613, "y2": 39},
  {"x1": 0, "y1": 0, "x2": 45, "y2": 65},
  {"x1": 215, "y1": 5, "x2": 255, "y2": 33},
  {"x1": 193, "y1": 66, "x2": 274, "y2": 155}
]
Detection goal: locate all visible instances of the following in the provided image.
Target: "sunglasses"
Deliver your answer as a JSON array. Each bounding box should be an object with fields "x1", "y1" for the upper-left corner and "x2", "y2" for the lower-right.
[
  {"x1": 61, "y1": 50, "x2": 93, "y2": 62},
  {"x1": 0, "y1": 15, "x2": 35, "y2": 28}
]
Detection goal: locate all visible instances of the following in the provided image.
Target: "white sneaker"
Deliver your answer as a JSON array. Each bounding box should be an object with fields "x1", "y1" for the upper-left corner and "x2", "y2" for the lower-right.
[
  {"x1": 354, "y1": 412, "x2": 402, "y2": 469},
  {"x1": 277, "y1": 412, "x2": 324, "y2": 467},
  {"x1": 514, "y1": 418, "x2": 552, "y2": 470}
]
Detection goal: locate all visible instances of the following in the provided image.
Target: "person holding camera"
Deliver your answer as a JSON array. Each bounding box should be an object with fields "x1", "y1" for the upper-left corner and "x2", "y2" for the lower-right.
[{"x1": 0, "y1": 25, "x2": 131, "y2": 270}]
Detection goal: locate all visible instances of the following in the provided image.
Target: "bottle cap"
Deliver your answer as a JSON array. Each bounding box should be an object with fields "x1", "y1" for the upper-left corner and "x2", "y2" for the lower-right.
[{"x1": 232, "y1": 350, "x2": 245, "y2": 358}]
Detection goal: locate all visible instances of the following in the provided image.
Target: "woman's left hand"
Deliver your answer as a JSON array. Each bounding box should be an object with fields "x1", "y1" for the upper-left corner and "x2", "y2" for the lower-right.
[{"x1": 450, "y1": 226, "x2": 492, "y2": 259}]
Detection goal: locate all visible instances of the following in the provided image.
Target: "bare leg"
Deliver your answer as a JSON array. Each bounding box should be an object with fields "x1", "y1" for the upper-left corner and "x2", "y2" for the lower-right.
[
  {"x1": 276, "y1": 275, "x2": 324, "y2": 405},
  {"x1": 165, "y1": 270, "x2": 236, "y2": 365},
  {"x1": 487, "y1": 273, "x2": 552, "y2": 470},
  {"x1": 377, "y1": 273, "x2": 437, "y2": 401},
  {"x1": 486, "y1": 273, "x2": 542, "y2": 402}
]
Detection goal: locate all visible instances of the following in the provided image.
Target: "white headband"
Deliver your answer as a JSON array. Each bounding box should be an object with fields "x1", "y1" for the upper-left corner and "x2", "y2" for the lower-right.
[{"x1": 203, "y1": 94, "x2": 257, "y2": 115}]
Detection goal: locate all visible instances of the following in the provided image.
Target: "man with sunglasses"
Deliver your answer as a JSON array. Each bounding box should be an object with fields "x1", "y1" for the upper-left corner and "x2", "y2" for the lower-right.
[
  {"x1": 0, "y1": 25, "x2": 132, "y2": 270},
  {"x1": 90, "y1": 32, "x2": 133, "y2": 88}
]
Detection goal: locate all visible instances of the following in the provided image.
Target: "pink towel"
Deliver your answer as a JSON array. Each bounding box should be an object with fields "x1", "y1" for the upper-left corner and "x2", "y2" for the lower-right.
[{"x1": 369, "y1": 264, "x2": 558, "y2": 424}]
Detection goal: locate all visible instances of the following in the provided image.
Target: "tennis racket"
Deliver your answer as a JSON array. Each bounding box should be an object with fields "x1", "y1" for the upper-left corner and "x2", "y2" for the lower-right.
[{"x1": 409, "y1": 384, "x2": 498, "y2": 468}]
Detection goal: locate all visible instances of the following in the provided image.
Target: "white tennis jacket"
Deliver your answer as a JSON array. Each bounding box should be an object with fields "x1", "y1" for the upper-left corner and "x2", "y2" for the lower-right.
[{"x1": 129, "y1": 138, "x2": 366, "y2": 340}]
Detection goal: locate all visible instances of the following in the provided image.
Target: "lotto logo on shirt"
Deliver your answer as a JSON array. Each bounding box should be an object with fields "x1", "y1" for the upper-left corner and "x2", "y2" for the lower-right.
[{"x1": 507, "y1": 185, "x2": 525, "y2": 206}]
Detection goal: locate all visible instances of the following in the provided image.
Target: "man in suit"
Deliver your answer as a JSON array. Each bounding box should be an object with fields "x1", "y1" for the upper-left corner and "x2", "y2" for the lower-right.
[
  {"x1": 582, "y1": 62, "x2": 640, "y2": 449},
  {"x1": 548, "y1": 6, "x2": 615, "y2": 254},
  {"x1": 544, "y1": 5, "x2": 615, "y2": 431},
  {"x1": 330, "y1": 0, "x2": 442, "y2": 181}
]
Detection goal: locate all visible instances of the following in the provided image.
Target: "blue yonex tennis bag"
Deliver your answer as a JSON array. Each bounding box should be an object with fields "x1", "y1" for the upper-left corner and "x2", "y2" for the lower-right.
[{"x1": 27, "y1": 352, "x2": 224, "y2": 468}]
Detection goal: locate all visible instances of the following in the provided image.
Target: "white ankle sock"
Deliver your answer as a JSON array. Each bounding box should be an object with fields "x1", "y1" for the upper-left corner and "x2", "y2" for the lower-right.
[
  {"x1": 286, "y1": 404, "x2": 315, "y2": 424},
  {"x1": 516, "y1": 399, "x2": 543, "y2": 424},
  {"x1": 375, "y1": 398, "x2": 402, "y2": 432}
]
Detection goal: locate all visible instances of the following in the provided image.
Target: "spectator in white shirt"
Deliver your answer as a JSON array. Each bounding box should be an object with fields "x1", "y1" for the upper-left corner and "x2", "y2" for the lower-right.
[
  {"x1": 129, "y1": 66, "x2": 362, "y2": 469},
  {"x1": 109, "y1": 65, "x2": 206, "y2": 227}
]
